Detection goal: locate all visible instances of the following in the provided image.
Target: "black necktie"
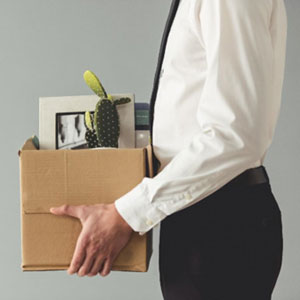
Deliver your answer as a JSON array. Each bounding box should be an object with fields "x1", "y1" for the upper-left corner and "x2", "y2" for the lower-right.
[{"x1": 148, "y1": 0, "x2": 180, "y2": 176}]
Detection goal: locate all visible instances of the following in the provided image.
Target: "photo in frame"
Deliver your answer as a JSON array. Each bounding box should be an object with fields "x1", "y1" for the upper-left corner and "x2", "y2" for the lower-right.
[{"x1": 39, "y1": 94, "x2": 135, "y2": 150}]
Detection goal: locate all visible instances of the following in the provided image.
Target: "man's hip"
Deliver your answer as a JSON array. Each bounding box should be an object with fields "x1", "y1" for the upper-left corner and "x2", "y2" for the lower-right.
[{"x1": 159, "y1": 165, "x2": 283, "y2": 300}]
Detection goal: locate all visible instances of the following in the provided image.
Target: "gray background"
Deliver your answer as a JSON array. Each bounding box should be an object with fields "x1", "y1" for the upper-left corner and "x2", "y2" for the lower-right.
[{"x1": 0, "y1": 0, "x2": 299, "y2": 299}]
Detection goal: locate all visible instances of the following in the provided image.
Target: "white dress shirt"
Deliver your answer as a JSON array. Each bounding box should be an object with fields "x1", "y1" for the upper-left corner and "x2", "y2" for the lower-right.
[{"x1": 115, "y1": 0, "x2": 287, "y2": 236}]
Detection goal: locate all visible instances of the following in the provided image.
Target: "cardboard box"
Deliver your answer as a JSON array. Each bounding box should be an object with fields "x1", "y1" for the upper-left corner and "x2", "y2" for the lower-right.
[{"x1": 18, "y1": 137, "x2": 153, "y2": 272}]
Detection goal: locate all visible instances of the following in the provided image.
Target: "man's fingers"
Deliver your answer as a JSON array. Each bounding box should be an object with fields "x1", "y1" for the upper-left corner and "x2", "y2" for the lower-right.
[
  {"x1": 87, "y1": 255, "x2": 106, "y2": 276},
  {"x1": 50, "y1": 204, "x2": 81, "y2": 218},
  {"x1": 68, "y1": 234, "x2": 87, "y2": 274},
  {"x1": 99, "y1": 257, "x2": 114, "y2": 277},
  {"x1": 78, "y1": 254, "x2": 96, "y2": 277}
]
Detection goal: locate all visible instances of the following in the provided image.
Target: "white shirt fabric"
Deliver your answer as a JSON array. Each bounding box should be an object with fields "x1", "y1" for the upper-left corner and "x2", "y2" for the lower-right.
[{"x1": 114, "y1": 0, "x2": 288, "y2": 236}]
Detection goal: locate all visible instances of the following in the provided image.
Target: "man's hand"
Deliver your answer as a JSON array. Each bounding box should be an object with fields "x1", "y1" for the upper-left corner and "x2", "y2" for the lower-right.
[{"x1": 49, "y1": 203, "x2": 133, "y2": 277}]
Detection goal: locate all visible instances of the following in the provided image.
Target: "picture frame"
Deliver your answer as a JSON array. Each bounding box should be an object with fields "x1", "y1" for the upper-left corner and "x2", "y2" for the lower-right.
[{"x1": 39, "y1": 94, "x2": 135, "y2": 150}]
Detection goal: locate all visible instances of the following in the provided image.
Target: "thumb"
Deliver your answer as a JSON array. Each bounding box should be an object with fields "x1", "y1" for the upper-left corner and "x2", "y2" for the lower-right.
[{"x1": 50, "y1": 204, "x2": 80, "y2": 218}]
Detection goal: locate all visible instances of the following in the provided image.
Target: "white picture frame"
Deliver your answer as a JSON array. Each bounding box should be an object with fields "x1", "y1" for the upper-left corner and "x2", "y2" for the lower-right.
[{"x1": 39, "y1": 94, "x2": 135, "y2": 150}]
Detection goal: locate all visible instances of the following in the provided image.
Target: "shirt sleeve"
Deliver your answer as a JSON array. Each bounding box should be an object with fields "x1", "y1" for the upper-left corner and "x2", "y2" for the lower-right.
[{"x1": 114, "y1": 0, "x2": 275, "y2": 236}]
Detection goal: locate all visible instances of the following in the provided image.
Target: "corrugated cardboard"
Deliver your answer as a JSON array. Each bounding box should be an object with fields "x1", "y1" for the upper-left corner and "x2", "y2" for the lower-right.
[{"x1": 18, "y1": 137, "x2": 154, "y2": 272}]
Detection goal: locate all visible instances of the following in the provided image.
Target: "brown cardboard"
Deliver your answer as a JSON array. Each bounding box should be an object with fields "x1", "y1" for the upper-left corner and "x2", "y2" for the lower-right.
[{"x1": 18, "y1": 137, "x2": 154, "y2": 272}]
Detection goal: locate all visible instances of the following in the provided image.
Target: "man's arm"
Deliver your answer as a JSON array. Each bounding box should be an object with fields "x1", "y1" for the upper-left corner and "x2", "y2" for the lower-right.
[{"x1": 115, "y1": 0, "x2": 279, "y2": 235}]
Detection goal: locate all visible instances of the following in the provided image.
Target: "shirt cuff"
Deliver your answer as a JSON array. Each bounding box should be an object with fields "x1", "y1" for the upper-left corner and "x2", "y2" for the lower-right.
[{"x1": 114, "y1": 178, "x2": 167, "y2": 236}]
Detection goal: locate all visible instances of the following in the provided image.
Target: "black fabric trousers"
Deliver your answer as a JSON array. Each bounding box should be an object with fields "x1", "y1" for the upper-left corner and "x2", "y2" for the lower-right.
[{"x1": 159, "y1": 166, "x2": 283, "y2": 300}]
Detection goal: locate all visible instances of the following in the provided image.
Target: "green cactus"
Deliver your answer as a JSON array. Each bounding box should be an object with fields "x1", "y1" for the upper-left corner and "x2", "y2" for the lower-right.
[
  {"x1": 84, "y1": 111, "x2": 94, "y2": 131},
  {"x1": 84, "y1": 112, "x2": 99, "y2": 148},
  {"x1": 83, "y1": 70, "x2": 131, "y2": 148},
  {"x1": 83, "y1": 70, "x2": 107, "y2": 99}
]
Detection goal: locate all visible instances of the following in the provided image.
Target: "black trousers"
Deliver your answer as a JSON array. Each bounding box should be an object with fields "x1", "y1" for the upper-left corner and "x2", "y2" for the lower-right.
[{"x1": 159, "y1": 166, "x2": 283, "y2": 300}]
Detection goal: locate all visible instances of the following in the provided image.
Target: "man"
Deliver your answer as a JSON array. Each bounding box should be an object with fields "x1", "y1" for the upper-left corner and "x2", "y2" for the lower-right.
[{"x1": 50, "y1": 0, "x2": 287, "y2": 299}]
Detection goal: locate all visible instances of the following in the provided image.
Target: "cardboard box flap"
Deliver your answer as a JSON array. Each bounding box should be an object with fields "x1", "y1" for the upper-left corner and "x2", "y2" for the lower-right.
[
  {"x1": 20, "y1": 146, "x2": 147, "y2": 214},
  {"x1": 145, "y1": 144, "x2": 154, "y2": 178},
  {"x1": 18, "y1": 136, "x2": 38, "y2": 156}
]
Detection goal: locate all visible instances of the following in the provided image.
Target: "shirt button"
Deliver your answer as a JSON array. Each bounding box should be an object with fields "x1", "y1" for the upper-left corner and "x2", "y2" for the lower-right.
[
  {"x1": 184, "y1": 193, "x2": 192, "y2": 200},
  {"x1": 146, "y1": 219, "x2": 154, "y2": 226}
]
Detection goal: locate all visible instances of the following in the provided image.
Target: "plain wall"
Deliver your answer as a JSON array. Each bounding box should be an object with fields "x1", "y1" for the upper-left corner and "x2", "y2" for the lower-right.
[{"x1": 0, "y1": 0, "x2": 299, "y2": 299}]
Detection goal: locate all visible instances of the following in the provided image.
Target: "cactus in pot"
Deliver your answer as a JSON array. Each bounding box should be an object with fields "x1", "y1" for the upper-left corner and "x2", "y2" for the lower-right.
[{"x1": 83, "y1": 70, "x2": 131, "y2": 148}]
